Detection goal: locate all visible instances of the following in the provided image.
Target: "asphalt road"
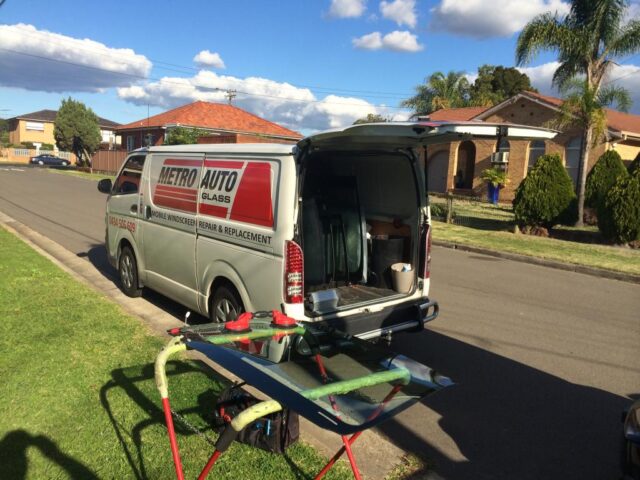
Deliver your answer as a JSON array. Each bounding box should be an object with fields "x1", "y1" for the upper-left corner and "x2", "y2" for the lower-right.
[{"x1": 1, "y1": 166, "x2": 639, "y2": 480}]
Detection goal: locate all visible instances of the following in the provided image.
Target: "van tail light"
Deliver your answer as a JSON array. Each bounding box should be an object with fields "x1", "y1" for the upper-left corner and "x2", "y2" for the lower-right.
[
  {"x1": 285, "y1": 240, "x2": 304, "y2": 303},
  {"x1": 419, "y1": 223, "x2": 432, "y2": 279}
]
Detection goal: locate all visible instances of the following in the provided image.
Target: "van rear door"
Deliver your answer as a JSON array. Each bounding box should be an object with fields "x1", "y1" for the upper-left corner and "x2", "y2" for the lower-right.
[{"x1": 298, "y1": 121, "x2": 556, "y2": 150}]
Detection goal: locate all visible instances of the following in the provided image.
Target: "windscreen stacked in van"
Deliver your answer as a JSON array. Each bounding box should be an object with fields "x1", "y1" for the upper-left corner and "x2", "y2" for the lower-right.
[{"x1": 301, "y1": 151, "x2": 419, "y2": 311}]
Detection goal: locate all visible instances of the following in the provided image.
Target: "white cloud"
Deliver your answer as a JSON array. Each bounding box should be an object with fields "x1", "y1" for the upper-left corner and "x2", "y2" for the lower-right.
[
  {"x1": 193, "y1": 50, "x2": 225, "y2": 69},
  {"x1": 430, "y1": 0, "x2": 570, "y2": 38},
  {"x1": 329, "y1": 0, "x2": 366, "y2": 18},
  {"x1": 517, "y1": 61, "x2": 640, "y2": 113},
  {"x1": 117, "y1": 70, "x2": 405, "y2": 132},
  {"x1": 353, "y1": 32, "x2": 383, "y2": 49},
  {"x1": 624, "y1": 1, "x2": 640, "y2": 24},
  {"x1": 380, "y1": 0, "x2": 417, "y2": 28},
  {"x1": 353, "y1": 30, "x2": 423, "y2": 52},
  {"x1": 0, "y1": 23, "x2": 151, "y2": 92}
]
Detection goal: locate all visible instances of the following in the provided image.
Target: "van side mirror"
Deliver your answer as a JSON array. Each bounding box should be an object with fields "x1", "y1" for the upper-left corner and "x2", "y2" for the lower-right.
[{"x1": 98, "y1": 178, "x2": 112, "y2": 194}]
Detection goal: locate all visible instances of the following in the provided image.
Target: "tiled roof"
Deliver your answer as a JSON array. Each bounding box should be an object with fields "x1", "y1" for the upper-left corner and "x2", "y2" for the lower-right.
[
  {"x1": 477, "y1": 90, "x2": 640, "y2": 136},
  {"x1": 116, "y1": 101, "x2": 302, "y2": 139},
  {"x1": 11, "y1": 109, "x2": 120, "y2": 129},
  {"x1": 424, "y1": 106, "x2": 489, "y2": 121}
]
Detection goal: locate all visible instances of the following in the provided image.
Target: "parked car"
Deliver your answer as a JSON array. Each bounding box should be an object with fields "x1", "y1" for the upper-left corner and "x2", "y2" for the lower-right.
[
  {"x1": 622, "y1": 400, "x2": 640, "y2": 479},
  {"x1": 30, "y1": 154, "x2": 69, "y2": 166}
]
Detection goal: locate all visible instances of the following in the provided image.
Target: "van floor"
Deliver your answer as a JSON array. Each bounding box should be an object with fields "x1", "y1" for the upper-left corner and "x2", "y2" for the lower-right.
[{"x1": 335, "y1": 284, "x2": 399, "y2": 306}]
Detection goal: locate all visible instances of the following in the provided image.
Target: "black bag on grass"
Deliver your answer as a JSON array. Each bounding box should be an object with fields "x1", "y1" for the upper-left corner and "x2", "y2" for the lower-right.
[{"x1": 212, "y1": 383, "x2": 299, "y2": 454}]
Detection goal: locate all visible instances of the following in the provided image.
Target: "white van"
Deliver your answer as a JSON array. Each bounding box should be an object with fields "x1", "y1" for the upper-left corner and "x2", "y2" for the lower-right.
[{"x1": 98, "y1": 122, "x2": 554, "y2": 339}]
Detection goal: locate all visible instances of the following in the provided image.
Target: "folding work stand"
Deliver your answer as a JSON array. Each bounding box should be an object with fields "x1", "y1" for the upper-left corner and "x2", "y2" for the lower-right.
[{"x1": 155, "y1": 311, "x2": 451, "y2": 480}]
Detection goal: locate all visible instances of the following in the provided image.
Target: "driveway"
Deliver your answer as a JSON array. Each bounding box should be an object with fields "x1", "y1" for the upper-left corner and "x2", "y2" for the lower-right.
[{"x1": 1, "y1": 167, "x2": 639, "y2": 479}]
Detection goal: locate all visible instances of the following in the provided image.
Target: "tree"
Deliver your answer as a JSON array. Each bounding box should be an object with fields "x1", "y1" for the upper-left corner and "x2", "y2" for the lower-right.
[
  {"x1": 470, "y1": 65, "x2": 537, "y2": 106},
  {"x1": 54, "y1": 98, "x2": 101, "y2": 167},
  {"x1": 164, "y1": 126, "x2": 206, "y2": 145},
  {"x1": 584, "y1": 149, "x2": 627, "y2": 208},
  {"x1": 513, "y1": 153, "x2": 577, "y2": 228},
  {"x1": 353, "y1": 113, "x2": 390, "y2": 125},
  {"x1": 516, "y1": 0, "x2": 640, "y2": 226},
  {"x1": 598, "y1": 169, "x2": 640, "y2": 243},
  {"x1": 0, "y1": 118, "x2": 9, "y2": 147},
  {"x1": 402, "y1": 71, "x2": 470, "y2": 114}
]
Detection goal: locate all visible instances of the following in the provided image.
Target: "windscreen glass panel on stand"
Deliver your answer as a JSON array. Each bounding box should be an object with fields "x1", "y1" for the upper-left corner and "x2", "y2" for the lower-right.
[{"x1": 181, "y1": 320, "x2": 452, "y2": 435}]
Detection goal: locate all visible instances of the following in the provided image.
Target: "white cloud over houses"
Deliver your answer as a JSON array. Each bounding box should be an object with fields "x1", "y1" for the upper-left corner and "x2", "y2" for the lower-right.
[
  {"x1": 117, "y1": 70, "x2": 406, "y2": 132},
  {"x1": 380, "y1": 0, "x2": 417, "y2": 28},
  {"x1": 518, "y1": 61, "x2": 640, "y2": 114},
  {"x1": 329, "y1": 0, "x2": 366, "y2": 18},
  {"x1": 0, "y1": 23, "x2": 151, "y2": 92},
  {"x1": 193, "y1": 50, "x2": 225, "y2": 69},
  {"x1": 353, "y1": 30, "x2": 423, "y2": 52},
  {"x1": 429, "y1": 0, "x2": 570, "y2": 38}
]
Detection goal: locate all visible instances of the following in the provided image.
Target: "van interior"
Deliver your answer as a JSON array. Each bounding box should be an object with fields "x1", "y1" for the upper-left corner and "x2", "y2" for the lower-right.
[{"x1": 300, "y1": 151, "x2": 420, "y2": 315}]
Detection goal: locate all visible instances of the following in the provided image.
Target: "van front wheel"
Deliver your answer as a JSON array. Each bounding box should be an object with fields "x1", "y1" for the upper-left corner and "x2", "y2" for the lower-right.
[
  {"x1": 211, "y1": 286, "x2": 243, "y2": 323},
  {"x1": 119, "y1": 246, "x2": 142, "y2": 297}
]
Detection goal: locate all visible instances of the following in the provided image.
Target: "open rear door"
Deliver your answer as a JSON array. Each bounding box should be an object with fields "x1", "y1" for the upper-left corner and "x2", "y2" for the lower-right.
[{"x1": 298, "y1": 120, "x2": 557, "y2": 150}]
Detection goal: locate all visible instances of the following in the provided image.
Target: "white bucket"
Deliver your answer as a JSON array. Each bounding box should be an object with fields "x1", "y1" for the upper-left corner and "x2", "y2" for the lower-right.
[{"x1": 390, "y1": 263, "x2": 414, "y2": 293}]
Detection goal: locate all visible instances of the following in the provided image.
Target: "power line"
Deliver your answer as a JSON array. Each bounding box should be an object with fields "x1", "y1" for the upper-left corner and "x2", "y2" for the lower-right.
[
  {"x1": 6, "y1": 25, "x2": 413, "y2": 99},
  {"x1": 0, "y1": 47, "x2": 409, "y2": 110}
]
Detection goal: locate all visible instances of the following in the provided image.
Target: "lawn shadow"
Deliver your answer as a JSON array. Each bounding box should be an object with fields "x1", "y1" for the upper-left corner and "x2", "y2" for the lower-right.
[
  {"x1": 99, "y1": 360, "x2": 224, "y2": 480},
  {"x1": 377, "y1": 330, "x2": 631, "y2": 480},
  {"x1": 0, "y1": 429, "x2": 99, "y2": 479}
]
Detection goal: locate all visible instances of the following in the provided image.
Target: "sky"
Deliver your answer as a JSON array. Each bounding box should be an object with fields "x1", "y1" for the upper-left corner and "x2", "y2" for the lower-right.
[{"x1": 0, "y1": 0, "x2": 639, "y2": 134}]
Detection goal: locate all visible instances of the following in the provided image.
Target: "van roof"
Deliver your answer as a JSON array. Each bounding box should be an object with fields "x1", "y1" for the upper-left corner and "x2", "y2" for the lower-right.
[{"x1": 145, "y1": 143, "x2": 296, "y2": 155}]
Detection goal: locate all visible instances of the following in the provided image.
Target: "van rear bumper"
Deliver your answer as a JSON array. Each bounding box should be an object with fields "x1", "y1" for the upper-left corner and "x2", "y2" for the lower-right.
[{"x1": 320, "y1": 298, "x2": 439, "y2": 340}]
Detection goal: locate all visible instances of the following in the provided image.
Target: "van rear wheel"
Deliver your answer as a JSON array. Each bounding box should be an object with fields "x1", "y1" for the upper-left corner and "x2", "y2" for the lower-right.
[
  {"x1": 211, "y1": 286, "x2": 243, "y2": 323},
  {"x1": 119, "y1": 246, "x2": 142, "y2": 297}
]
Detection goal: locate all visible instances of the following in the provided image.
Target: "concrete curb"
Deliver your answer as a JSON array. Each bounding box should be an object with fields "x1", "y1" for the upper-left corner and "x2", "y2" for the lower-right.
[
  {"x1": 0, "y1": 211, "x2": 406, "y2": 480},
  {"x1": 433, "y1": 240, "x2": 640, "y2": 284}
]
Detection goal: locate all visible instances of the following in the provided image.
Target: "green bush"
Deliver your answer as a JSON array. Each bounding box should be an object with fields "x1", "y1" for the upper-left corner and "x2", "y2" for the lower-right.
[
  {"x1": 513, "y1": 153, "x2": 577, "y2": 228},
  {"x1": 598, "y1": 170, "x2": 640, "y2": 243},
  {"x1": 430, "y1": 203, "x2": 453, "y2": 219},
  {"x1": 20, "y1": 141, "x2": 35, "y2": 149},
  {"x1": 585, "y1": 150, "x2": 628, "y2": 208},
  {"x1": 628, "y1": 153, "x2": 640, "y2": 177},
  {"x1": 40, "y1": 143, "x2": 55, "y2": 150}
]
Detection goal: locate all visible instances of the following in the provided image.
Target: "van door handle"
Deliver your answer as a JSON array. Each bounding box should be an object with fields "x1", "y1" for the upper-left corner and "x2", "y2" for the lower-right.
[
  {"x1": 130, "y1": 204, "x2": 138, "y2": 214},
  {"x1": 144, "y1": 205, "x2": 151, "y2": 219}
]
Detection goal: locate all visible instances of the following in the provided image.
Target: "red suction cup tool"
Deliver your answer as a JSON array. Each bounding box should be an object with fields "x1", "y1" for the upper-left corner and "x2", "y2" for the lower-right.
[
  {"x1": 271, "y1": 310, "x2": 297, "y2": 329},
  {"x1": 224, "y1": 312, "x2": 253, "y2": 333}
]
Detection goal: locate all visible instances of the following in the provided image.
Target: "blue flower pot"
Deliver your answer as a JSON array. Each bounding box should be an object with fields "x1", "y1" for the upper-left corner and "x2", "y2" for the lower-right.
[{"x1": 487, "y1": 183, "x2": 500, "y2": 204}]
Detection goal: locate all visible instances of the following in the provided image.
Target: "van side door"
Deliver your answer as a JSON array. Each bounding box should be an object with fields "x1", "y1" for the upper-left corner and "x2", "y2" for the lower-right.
[
  {"x1": 139, "y1": 154, "x2": 203, "y2": 311},
  {"x1": 106, "y1": 154, "x2": 146, "y2": 261}
]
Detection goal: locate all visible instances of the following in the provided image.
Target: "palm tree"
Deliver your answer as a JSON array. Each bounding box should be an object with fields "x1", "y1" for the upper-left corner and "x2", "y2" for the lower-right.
[
  {"x1": 402, "y1": 71, "x2": 470, "y2": 114},
  {"x1": 516, "y1": 0, "x2": 640, "y2": 226}
]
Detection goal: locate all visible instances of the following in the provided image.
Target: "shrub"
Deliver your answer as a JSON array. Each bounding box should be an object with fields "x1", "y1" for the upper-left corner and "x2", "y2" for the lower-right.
[
  {"x1": 430, "y1": 203, "x2": 453, "y2": 219},
  {"x1": 598, "y1": 171, "x2": 640, "y2": 243},
  {"x1": 20, "y1": 141, "x2": 35, "y2": 149},
  {"x1": 40, "y1": 143, "x2": 55, "y2": 150},
  {"x1": 628, "y1": 153, "x2": 640, "y2": 177},
  {"x1": 585, "y1": 150, "x2": 628, "y2": 208},
  {"x1": 513, "y1": 153, "x2": 577, "y2": 228}
]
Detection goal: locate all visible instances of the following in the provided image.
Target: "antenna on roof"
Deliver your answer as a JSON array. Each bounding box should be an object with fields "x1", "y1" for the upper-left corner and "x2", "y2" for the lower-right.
[{"x1": 225, "y1": 90, "x2": 237, "y2": 105}]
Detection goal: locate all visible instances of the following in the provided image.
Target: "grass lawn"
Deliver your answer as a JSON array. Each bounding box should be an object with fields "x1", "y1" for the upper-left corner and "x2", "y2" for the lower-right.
[
  {"x1": 0, "y1": 227, "x2": 352, "y2": 479},
  {"x1": 47, "y1": 168, "x2": 114, "y2": 182},
  {"x1": 432, "y1": 221, "x2": 640, "y2": 276}
]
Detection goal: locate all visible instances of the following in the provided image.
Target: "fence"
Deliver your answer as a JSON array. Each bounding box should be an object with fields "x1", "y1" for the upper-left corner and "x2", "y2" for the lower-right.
[
  {"x1": 91, "y1": 150, "x2": 127, "y2": 174},
  {"x1": 429, "y1": 191, "x2": 515, "y2": 231},
  {"x1": 1, "y1": 148, "x2": 76, "y2": 163}
]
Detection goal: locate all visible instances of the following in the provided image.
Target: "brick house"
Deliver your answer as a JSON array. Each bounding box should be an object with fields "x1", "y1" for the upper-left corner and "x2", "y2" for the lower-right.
[
  {"x1": 7, "y1": 109, "x2": 121, "y2": 150},
  {"x1": 116, "y1": 101, "x2": 302, "y2": 151},
  {"x1": 423, "y1": 91, "x2": 640, "y2": 201}
]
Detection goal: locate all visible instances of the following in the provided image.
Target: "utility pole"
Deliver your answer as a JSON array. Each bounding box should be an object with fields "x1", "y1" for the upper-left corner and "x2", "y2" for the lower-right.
[{"x1": 225, "y1": 90, "x2": 237, "y2": 105}]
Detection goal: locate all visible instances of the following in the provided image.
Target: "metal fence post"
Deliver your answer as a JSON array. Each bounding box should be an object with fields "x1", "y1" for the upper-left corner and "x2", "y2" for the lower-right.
[{"x1": 446, "y1": 193, "x2": 453, "y2": 224}]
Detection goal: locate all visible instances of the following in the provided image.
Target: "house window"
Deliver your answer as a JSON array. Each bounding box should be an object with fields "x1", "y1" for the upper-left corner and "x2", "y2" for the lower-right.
[
  {"x1": 25, "y1": 121, "x2": 45, "y2": 131},
  {"x1": 565, "y1": 136, "x2": 582, "y2": 186},
  {"x1": 496, "y1": 138, "x2": 510, "y2": 152},
  {"x1": 527, "y1": 140, "x2": 546, "y2": 172},
  {"x1": 145, "y1": 133, "x2": 155, "y2": 147},
  {"x1": 126, "y1": 135, "x2": 135, "y2": 151}
]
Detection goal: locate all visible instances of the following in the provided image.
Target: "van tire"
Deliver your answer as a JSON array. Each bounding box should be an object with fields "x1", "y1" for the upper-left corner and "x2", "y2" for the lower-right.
[
  {"x1": 210, "y1": 286, "x2": 243, "y2": 323},
  {"x1": 119, "y1": 246, "x2": 142, "y2": 297}
]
